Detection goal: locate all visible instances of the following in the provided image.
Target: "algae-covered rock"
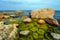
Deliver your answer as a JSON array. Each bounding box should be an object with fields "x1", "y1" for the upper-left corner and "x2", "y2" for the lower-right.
[{"x1": 30, "y1": 8, "x2": 55, "y2": 18}]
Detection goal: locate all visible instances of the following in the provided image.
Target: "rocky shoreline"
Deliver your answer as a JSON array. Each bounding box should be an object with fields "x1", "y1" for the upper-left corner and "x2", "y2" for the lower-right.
[{"x1": 0, "y1": 8, "x2": 60, "y2": 40}]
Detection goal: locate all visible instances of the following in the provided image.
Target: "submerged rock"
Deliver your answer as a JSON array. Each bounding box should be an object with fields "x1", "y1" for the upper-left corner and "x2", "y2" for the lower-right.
[{"x1": 30, "y1": 8, "x2": 55, "y2": 18}]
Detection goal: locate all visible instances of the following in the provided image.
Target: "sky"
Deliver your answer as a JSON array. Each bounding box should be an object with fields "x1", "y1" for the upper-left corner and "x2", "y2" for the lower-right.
[{"x1": 0, "y1": 0, "x2": 60, "y2": 10}]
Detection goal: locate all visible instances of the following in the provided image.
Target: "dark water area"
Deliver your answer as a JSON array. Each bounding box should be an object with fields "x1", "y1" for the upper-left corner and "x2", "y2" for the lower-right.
[
  {"x1": 0, "y1": 10, "x2": 60, "y2": 22},
  {"x1": 54, "y1": 10, "x2": 60, "y2": 23}
]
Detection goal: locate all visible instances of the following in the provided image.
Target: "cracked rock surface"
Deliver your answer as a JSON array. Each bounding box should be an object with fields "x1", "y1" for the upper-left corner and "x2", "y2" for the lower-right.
[{"x1": 0, "y1": 24, "x2": 18, "y2": 40}]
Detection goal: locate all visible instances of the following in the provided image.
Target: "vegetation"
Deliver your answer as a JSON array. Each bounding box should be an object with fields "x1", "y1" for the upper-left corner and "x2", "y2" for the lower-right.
[{"x1": 17, "y1": 18, "x2": 58, "y2": 40}]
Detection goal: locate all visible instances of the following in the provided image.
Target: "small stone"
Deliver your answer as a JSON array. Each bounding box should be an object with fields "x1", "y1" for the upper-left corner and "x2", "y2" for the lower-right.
[
  {"x1": 57, "y1": 30, "x2": 60, "y2": 34},
  {"x1": 4, "y1": 15, "x2": 10, "y2": 19},
  {"x1": 23, "y1": 18, "x2": 32, "y2": 22},
  {"x1": 45, "y1": 18, "x2": 59, "y2": 26},
  {"x1": 0, "y1": 36, "x2": 3, "y2": 40},
  {"x1": 38, "y1": 19, "x2": 45, "y2": 24},
  {"x1": 9, "y1": 19, "x2": 16, "y2": 22},
  {"x1": 51, "y1": 33, "x2": 60, "y2": 39},
  {"x1": 10, "y1": 15, "x2": 16, "y2": 17},
  {"x1": 22, "y1": 16, "x2": 28, "y2": 19},
  {"x1": 0, "y1": 21, "x2": 4, "y2": 25},
  {"x1": 20, "y1": 30, "x2": 30, "y2": 36},
  {"x1": 0, "y1": 14, "x2": 5, "y2": 20},
  {"x1": 13, "y1": 24, "x2": 19, "y2": 27},
  {"x1": 0, "y1": 26, "x2": 4, "y2": 31},
  {"x1": 15, "y1": 10, "x2": 23, "y2": 14}
]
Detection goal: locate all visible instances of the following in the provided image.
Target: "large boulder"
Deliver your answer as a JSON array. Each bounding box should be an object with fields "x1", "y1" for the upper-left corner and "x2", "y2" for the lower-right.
[
  {"x1": 0, "y1": 24, "x2": 18, "y2": 40},
  {"x1": 30, "y1": 8, "x2": 55, "y2": 18}
]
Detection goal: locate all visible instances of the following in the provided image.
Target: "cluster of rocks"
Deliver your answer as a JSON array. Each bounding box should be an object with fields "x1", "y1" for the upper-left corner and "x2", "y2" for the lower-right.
[
  {"x1": 0, "y1": 22, "x2": 18, "y2": 40},
  {"x1": 0, "y1": 10, "x2": 23, "y2": 20},
  {"x1": 0, "y1": 8, "x2": 59, "y2": 40},
  {"x1": 30, "y1": 8, "x2": 59, "y2": 26}
]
